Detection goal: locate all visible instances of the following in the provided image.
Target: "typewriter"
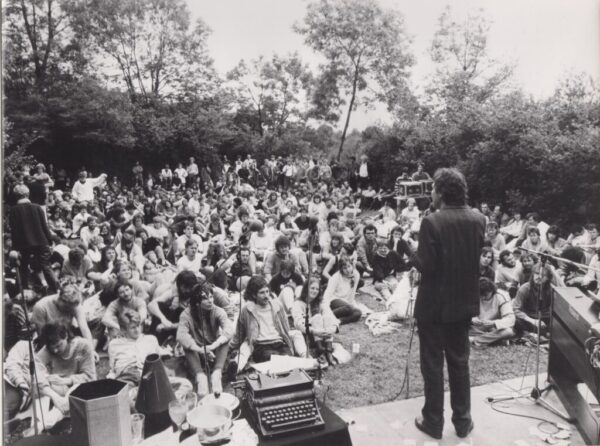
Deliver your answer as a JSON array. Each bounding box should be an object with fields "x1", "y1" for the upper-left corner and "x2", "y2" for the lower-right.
[{"x1": 245, "y1": 369, "x2": 325, "y2": 438}]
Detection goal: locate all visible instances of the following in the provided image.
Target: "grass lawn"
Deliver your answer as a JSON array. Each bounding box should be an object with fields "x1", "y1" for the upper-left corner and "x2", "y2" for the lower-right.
[
  {"x1": 323, "y1": 292, "x2": 546, "y2": 410},
  {"x1": 5, "y1": 291, "x2": 546, "y2": 444}
]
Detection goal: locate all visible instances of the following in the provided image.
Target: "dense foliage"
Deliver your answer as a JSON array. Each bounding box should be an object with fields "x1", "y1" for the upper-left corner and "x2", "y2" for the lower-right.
[{"x1": 3, "y1": 0, "x2": 599, "y2": 226}]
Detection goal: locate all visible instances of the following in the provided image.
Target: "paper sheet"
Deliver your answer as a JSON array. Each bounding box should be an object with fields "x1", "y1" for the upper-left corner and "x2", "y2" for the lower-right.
[{"x1": 251, "y1": 355, "x2": 318, "y2": 374}]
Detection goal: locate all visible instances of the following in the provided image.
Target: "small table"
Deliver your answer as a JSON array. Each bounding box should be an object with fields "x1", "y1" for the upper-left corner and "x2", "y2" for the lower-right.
[{"x1": 139, "y1": 402, "x2": 352, "y2": 446}]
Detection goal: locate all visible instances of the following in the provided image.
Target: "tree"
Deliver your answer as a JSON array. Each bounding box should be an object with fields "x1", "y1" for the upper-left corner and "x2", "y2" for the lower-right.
[
  {"x1": 296, "y1": 0, "x2": 413, "y2": 160},
  {"x1": 428, "y1": 6, "x2": 514, "y2": 106},
  {"x1": 68, "y1": 0, "x2": 216, "y2": 101},
  {"x1": 3, "y1": 0, "x2": 74, "y2": 92},
  {"x1": 226, "y1": 53, "x2": 313, "y2": 137}
]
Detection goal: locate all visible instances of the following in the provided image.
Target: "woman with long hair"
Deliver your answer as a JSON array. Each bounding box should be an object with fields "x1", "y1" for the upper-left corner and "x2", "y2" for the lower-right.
[
  {"x1": 479, "y1": 247, "x2": 495, "y2": 281},
  {"x1": 388, "y1": 226, "x2": 414, "y2": 272},
  {"x1": 293, "y1": 278, "x2": 339, "y2": 365},
  {"x1": 323, "y1": 258, "x2": 362, "y2": 324}
]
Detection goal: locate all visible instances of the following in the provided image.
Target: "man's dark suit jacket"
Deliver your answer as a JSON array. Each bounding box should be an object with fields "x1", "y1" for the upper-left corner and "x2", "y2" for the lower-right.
[
  {"x1": 9, "y1": 201, "x2": 52, "y2": 250},
  {"x1": 414, "y1": 205, "x2": 486, "y2": 323}
]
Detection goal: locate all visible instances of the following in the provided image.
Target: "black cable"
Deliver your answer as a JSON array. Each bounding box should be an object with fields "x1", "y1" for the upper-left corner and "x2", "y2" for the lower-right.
[
  {"x1": 537, "y1": 420, "x2": 560, "y2": 435},
  {"x1": 389, "y1": 315, "x2": 417, "y2": 401},
  {"x1": 489, "y1": 400, "x2": 559, "y2": 426}
]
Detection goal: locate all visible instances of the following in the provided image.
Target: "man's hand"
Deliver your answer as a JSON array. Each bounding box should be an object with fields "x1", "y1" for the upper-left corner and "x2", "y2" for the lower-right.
[
  {"x1": 481, "y1": 320, "x2": 496, "y2": 331},
  {"x1": 194, "y1": 344, "x2": 215, "y2": 361},
  {"x1": 48, "y1": 375, "x2": 71, "y2": 387},
  {"x1": 527, "y1": 317, "x2": 545, "y2": 330},
  {"x1": 53, "y1": 395, "x2": 69, "y2": 414}
]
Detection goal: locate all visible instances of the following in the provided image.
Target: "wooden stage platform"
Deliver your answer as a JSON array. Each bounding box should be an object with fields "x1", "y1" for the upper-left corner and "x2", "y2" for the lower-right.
[{"x1": 338, "y1": 374, "x2": 586, "y2": 446}]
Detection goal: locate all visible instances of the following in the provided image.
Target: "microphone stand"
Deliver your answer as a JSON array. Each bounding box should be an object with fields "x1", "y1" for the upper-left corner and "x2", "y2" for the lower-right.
[
  {"x1": 196, "y1": 297, "x2": 214, "y2": 396},
  {"x1": 304, "y1": 229, "x2": 317, "y2": 358},
  {"x1": 518, "y1": 246, "x2": 600, "y2": 274},
  {"x1": 14, "y1": 257, "x2": 46, "y2": 435},
  {"x1": 529, "y1": 255, "x2": 570, "y2": 419},
  {"x1": 487, "y1": 255, "x2": 572, "y2": 421}
]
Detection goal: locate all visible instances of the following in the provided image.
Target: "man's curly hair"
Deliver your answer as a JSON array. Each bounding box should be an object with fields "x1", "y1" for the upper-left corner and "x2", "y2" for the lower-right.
[{"x1": 433, "y1": 168, "x2": 468, "y2": 206}]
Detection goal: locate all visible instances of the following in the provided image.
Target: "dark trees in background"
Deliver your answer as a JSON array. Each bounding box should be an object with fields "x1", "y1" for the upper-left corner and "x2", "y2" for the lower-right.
[{"x1": 2, "y1": 2, "x2": 598, "y2": 227}]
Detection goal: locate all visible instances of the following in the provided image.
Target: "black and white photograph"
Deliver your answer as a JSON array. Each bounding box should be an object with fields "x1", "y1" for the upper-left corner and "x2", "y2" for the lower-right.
[{"x1": 2, "y1": 0, "x2": 599, "y2": 444}]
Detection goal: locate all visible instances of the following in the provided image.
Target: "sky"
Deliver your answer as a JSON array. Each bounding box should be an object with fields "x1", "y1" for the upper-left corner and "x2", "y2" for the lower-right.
[{"x1": 187, "y1": 0, "x2": 600, "y2": 129}]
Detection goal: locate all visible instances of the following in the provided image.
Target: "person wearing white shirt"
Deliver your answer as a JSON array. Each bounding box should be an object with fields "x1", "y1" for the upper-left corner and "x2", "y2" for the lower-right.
[
  {"x1": 175, "y1": 224, "x2": 204, "y2": 258},
  {"x1": 401, "y1": 198, "x2": 420, "y2": 228},
  {"x1": 72, "y1": 207, "x2": 90, "y2": 235},
  {"x1": 283, "y1": 162, "x2": 295, "y2": 189},
  {"x1": 250, "y1": 223, "x2": 274, "y2": 261},
  {"x1": 323, "y1": 258, "x2": 362, "y2": 324},
  {"x1": 80, "y1": 217, "x2": 100, "y2": 248},
  {"x1": 358, "y1": 155, "x2": 370, "y2": 188},
  {"x1": 160, "y1": 164, "x2": 173, "y2": 187},
  {"x1": 229, "y1": 210, "x2": 249, "y2": 244},
  {"x1": 500, "y1": 211, "x2": 525, "y2": 241},
  {"x1": 145, "y1": 217, "x2": 170, "y2": 244},
  {"x1": 174, "y1": 163, "x2": 187, "y2": 186},
  {"x1": 177, "y1": 240, "x2": 203, "y2": 273},
  {"x1": 71, "y1": 171, "x2": 107, "y2": 203},
  {"x1": 187, "y1": 193, "x2": 201, "y2": 216}
]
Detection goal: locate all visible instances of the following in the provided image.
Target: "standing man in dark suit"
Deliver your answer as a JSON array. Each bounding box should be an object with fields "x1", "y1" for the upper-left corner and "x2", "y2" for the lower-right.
[
  {"x1": 412, "y1": 168, "x2": 486, "y2": 440},
  {"x1": 8, "y1": 184, "x2": 59, "y2": 293}
]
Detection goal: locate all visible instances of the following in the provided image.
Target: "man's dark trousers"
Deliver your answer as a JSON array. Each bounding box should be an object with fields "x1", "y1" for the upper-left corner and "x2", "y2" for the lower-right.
[{"x1": 417, "y1": 318, "x2": 471, "y2": 433}]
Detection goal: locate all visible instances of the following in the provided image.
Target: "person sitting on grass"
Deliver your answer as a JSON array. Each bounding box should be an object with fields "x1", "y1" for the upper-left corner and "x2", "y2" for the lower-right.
[
  {"x1": 356, "y1": 224, "x2": 378, "y2": 276},
  {"x1": 323, "y1": 258, "x2": 362, "y2": 324},
  {"x1": 4, "y1": 339, "x2": 47, "y2": 431},
  {"x1": 292, "y1": 278, "x2": 340, "y2": 366},
  {"x1": 32, "y1": 323, "x2": 96, "y2": 434},
  {"x1": 470, "y1": 278, "x2": 515, "y2": 347},
  {"x1": 177, "y1": 280, "x2": 234, "y2": 397},
  {"x1": 513, "y1": 264, "x2": 554, "y2": 340},
  {"x1": 269, "y1": 259, "x2": 304, "y2": 315},
  {"x1": 494, "y1": 250, "x2": 522, "y2": 296},
  {"x1": 371, "y1": 238, "x2": 401, "y2": 302},
  {"x1": 108, "y1": 309, "x2": 161, "y2": 386},
  {"x1": 322, "y1": 242, "x2": 357, "y2": 282},
  {"x1": 485, "y1": 222, "x2": 506, "y2": 255},
  {"x1": 521, "y1": 226, "x2": 547, "y2": 253},
  {"x1": 263, "y1": 235, "x2": 302, "y2": 282},
  {"x1": 149, "y1": 271, "x2": 233, "y2": 343},
  {"x1": 176, "y1": 239, "x2": 203, "y2": 274},
  {"x1": 479, "y1": 247, "x2": 495, "y2": 281},
  {"x1": 544, "y1": 225, "x2": 567, "y2": 257},
  {"x1": 102, "y1": 281, "x2": 148, "y2": 336},
  {"x1": 230, "y1": 276, "x2": 306, "y2": 372},
  {"x1": 31, "y1": 282, "x2": 100, "y2": 362},
  {"x1": 229, "y1": 247, "x2": 254, "y2": 291}
]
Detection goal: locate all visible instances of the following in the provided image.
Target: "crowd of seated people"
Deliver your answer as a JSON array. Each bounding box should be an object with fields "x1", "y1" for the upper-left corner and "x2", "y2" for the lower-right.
[
  {"x1": 3, "y1": 156, "x2": 598, "y2": 437},
  {"x1": 473, "y1": 204, "x2": 600, "y2": 347}
]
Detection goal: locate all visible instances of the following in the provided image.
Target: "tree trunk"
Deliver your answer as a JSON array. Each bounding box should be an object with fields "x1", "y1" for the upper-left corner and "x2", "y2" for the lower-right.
[
  {"x1": 257, "y1": 104, "x2": 264, "y2": 137},
  {"x1": 337, "y1": 64, "x2": 360, "y2": 161}
]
